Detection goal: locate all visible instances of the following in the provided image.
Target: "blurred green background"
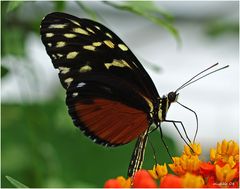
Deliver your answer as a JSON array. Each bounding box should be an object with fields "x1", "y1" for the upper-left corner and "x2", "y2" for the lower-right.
[{"x1": 1, "y1": 1, "x2": 238, "y2": 188}]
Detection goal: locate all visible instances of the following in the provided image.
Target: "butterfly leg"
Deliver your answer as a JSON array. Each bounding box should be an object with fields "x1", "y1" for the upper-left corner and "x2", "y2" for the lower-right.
[
  {"x1": 148, "y1": 137, "x2": 158, "y2": 168},
  {"x1": 148, "y1": 125, "x2": 158, "y2": 134},
  {"x1": 158, "y1": 122, "x2": 173, "y2": 161},
  {"x1": 164, "y1": 120, "x2": 194, "y2": 151}
]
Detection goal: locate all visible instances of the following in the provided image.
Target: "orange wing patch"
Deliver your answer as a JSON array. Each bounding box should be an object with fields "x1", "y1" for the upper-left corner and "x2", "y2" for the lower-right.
[{"x1": 75, "y1": 98, "x2": 148, "y2": 145}]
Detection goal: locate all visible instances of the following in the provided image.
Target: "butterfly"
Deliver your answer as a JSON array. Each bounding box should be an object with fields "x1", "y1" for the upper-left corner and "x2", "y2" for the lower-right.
[{"x1": 40, "y1": 12, "x2": 228, "y2": 177}]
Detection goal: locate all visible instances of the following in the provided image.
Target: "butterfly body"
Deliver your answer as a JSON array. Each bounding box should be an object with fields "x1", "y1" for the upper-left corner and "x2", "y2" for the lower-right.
[{"x1": 40, "y1": 12, "x2": 177, "y2": 175}]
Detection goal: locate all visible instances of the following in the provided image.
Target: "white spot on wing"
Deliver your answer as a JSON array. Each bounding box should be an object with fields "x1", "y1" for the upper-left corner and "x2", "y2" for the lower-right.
[
  {"x1": 86, "y1": 27, "x2": 95, "y2": 34},
  {"x1": 70, "y1": 19, "x2": 81, "y2": 26},
  {"x1": 66, "y1": 51, "x2": 79, "y2": 59},
  {"x1": 118, "y1": 44, "x2": 128, "y2": 51},
  {"x1": 79, "y1": 65, "x2": 92, "y2": 73},
  {"x1": 73, "y1": 28, "x2": 89, "y2": 35},
  {"x1": 46, "y1": 33, "x2": 54, "y2": 37},
  {"x1": 83, "y1": 45, "x2": 95, "y2": 51},
  {"x1": 72, "y1": 92, "x2": 78, "y2": 97},
  {"x1": 106, "y1": 32, "x2": 113, "y2": 39},
  {"x1": 49, "y1": 24, "x2": 66, "y2": 29},
  {"x1": 92, "y1": 42, "x2": 102, "y2": 47},
  {"x1": 56, "y1": 41, "x2": 66, "y2": 47},
  {"x1": 105, "y1": 59, "x2": 131, "y2": 69},
  {"x1": 104, "y1": 40, "x2": 114, "y2": 48},
  {"x1": 52, "y1": 54, "x2": 57, "y2": 59},
  {"x1": 64, "y1": 33, "x2": 76, "y2": 38},
  {"x1": 57, "y1": 53, "x2": 63, "y2": 58},
  {"x1": 77, "y1": 82, "x2": 86, "y2": 88},
  {"x1": 58, "y1": 67, "x2": 70, "y2": 74},
  {"x1": 64, "y1": 78, "x2": 73, "y2": 86},
  {"x1": 95, "y1": 25, "x2": 100, "y2": 30}
]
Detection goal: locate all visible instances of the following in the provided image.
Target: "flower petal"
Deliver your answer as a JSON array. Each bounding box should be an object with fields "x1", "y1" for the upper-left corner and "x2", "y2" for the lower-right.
[
  {"x1": 133, "y1": 170, "x2": 157, "y2": 188},
  {"x1": 160, "y1": 174, "x2": 182, "y2": 188},
  {"x1": 104, "y1": 179, "x2": 121, "y2": 188},
  {"x1": 182, "y1": 173, "x2": 204, "y2": 188}
]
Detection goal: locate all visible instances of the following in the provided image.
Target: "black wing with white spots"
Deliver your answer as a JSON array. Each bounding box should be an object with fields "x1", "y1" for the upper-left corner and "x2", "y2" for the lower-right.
[
  {"x1": 40, "y1": 12, "x2": 159, "y2": 101},
  {"x1": 40, "y1": 12, "x2": 159, "y2": 146}
]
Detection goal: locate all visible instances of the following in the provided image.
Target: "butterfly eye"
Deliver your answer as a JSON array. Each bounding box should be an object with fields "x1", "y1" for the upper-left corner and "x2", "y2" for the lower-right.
[{"x1": 167, "y1": 92, "x2": 177, "y2": 102}]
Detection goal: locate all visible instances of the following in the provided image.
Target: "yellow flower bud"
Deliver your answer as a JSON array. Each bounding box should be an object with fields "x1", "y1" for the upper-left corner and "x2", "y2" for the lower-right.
[{"x1": 182, "y1": 173, "x2": 204, "y2": 188}]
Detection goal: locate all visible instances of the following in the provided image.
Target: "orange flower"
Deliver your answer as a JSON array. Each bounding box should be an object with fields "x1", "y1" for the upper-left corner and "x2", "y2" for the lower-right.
[
  {"x1": 233, "y1": 162, "x2": 239, "y2": 179},
  {"x1": 160, "y1": 174, "x2": 182, "y2": 188},
  {"x1": 215, "y1": 164, "x2": 237, "y2": 183},
  {"x1": 182, "y1": 173, "x2": 204, "y2": 188},
  {"x1": 148, "y1": 163, "x2": 168, "y2": 179},
  {"x1": 210, "y1": 140, "x2": 239, "y2": 167},
  {"x1": 104, "y1": 179, "x2": 122, "y2": 188},
  {"x1": 103, "y1": 139, "x2": 239, "y2": 188},
  {"x1": 132, "y1": 170, "x2": 157, "y2": 188},
  {"x1": 205, "y1": 176, "x2": 220, "y2": 188},
  {"x1": 169, "y1": 154, "x2": 201, "y2": 175},
  {"x1": 183, "y1": 143, "x2": 202, "y2": 156},
  {"x1": 116, "y1": 176, "x2": 131, "y2": 188},
  {"x1": 104, "y1": 176, "x2": 131, "y2": 188},
  {"x1": 199, "y1": 162, "x2": 215, "y2": 177}
]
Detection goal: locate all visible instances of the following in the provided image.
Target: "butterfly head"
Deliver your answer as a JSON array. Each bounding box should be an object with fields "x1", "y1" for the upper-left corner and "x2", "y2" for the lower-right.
[
  {"x1": 157, "y1": 92, "x2": 178, "y2": 122},
  {"x1": 167, "y1": 91, "x2": 179, "y2": 103}
]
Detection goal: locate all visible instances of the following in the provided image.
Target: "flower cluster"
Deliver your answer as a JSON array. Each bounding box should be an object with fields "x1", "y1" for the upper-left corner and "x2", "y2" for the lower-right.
[{"x1": 104, "y1": 139, "x2": 239, "y2": 188}]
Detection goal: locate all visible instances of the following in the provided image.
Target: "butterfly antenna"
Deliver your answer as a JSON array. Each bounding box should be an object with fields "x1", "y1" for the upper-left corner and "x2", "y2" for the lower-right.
[
  {"x1": 175, "y1": 63, "x2": 229, "y2": 92},
  {"x1": 175, "y1": 63, "x2": 219, "y2": 92}
]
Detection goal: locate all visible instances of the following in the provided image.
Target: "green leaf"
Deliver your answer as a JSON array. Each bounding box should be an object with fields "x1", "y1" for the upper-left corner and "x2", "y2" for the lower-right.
[
  {"x1": 2, "y1": 27, "x2": 26, "y2": 57},
  {"x1": 124, "y1": 1, "x2": 174, "y2": 22},
  {"x1": 6, "y1": 176, "x2": 29, "y2": 188},
  {"x1": 104, "y1": 1, "x2": 181, "y2": 45},
  {"x1": 54, "y1": 1, "x2": 65, "y2": 12},
  {"x1": 206, "y1": 21, "x2": 239, "y2": 37},
  {"x1": 76, "y1": 1, "x2": 99, "y2": 20},
  {"x1": 1, "y1": 65, "x2": 9, "y2": 78},
  {"x1": 6, "y1": 1, "x2": 23, "y2": 13},
  {"x1": 143, "y1": 60, "x2": 161, "y2": 73}
]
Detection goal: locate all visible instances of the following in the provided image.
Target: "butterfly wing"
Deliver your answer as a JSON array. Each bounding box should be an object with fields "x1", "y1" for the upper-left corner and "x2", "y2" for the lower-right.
[
  {"x1": 40, "y1": 12, "x2": 159, "y2": 99},
  {"x1": 66, "y1": 80, "x2": 150, "y2": 146},
  {"x1": 40, "y1": 12, "x2": 158, "y2": 146}
]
